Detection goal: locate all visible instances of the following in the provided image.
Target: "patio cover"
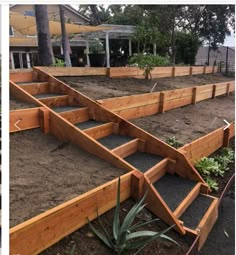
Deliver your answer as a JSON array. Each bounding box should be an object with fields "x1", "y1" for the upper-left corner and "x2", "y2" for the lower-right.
[{"x1": 10, "y1": 11, "x2": 112, "y2": 35}]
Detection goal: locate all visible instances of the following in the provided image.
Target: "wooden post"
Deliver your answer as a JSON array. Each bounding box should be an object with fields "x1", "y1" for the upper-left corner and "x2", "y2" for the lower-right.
[
  {"x1": 160, "y1": 92, "x2": 166, "y2": 113},
  {"x1": 85, "y1": 39, "x2": 90, "y2": 67},
  {"x1": 203, "y1": 66, "x2": 206, "y2": 74},
  {"x1": 189, "y1": 66, "x2": 193, "y2": 76},
  {"x1": 192, "y1": 87, "x2": 198, "y2": 104},
  {"x1": 172, "y1": 67, "x2": 175, "y2": 78},
  {"x1": 39, "y1": 108, "x2": 50, "y2": 134},
  {"x1": 223, "y1": 127, "x2": 230, "y2": 147},
  {"x1": 212, "y1": 65, "x2": 215, "y2": 73},
  {"x1": 106, "y1": 32, "x2": 110, "y2": 68},
  {"x1": 226, "y1": 83, "x2": 230, "y2": 96},
  {"x1": 212, "y1": 85, "x2": 216, "y2": 99},
  {"x1": 131, "y1": 171, "x2": 144, "y2": 200}
]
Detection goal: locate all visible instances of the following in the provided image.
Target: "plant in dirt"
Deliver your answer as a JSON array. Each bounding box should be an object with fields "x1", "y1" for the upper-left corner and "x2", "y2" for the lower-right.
[
  {"x1": 166, "y1": 136, "x2": 184, "y2": 149},
  {"x1": 204, "y1": 176, "x2": 219, "y2": 192},
  {"x1": 195, "y1": 157, "x2": 224, "y2": 177},
  {"x1": 129, "y1": 54, "x2": 169, "y2": 79},
  {"x1": 88, "y1": 178, "x2": 179, "y2": 254},
  {"x1": 214, "y1": 147, "x2": 234, "y2": 172}
]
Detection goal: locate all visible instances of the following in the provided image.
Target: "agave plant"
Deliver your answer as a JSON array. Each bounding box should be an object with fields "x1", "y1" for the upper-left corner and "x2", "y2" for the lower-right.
[
  {"x1": 166, "y1": 136, "x2": 184, "y2": 149},
  {"x1": 195, "y1": 157, "x2": 222, "y2": 176},
  {"x1": 204, "y1": 177, "x2": 219, "y2": 192},
  {"x1": 88, "y1": 178, "x2": 179, "y2": 254}
]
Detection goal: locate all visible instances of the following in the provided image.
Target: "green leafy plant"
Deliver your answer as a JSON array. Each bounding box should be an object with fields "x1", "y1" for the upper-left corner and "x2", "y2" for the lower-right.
[
  {"x1": 166, "y1": 136, "x2": 184, "y2": 149},
  {"x1": 88, "y1": 178, "x2": 179, "y2": 254},
  {"x1": 51, "y1": 58, "x2": 65, "y2": 67},
  {"x1": 195, "y1": 157, "x2": 224, "y2": 177},
  {"x1": 204, "y1": 177, "x2": 219, "y2": 191},
  {"x1": 129, "y1": 54, "x2": 169, "y2": 79},
  {"x1": 215, "y1": 147, "x2": 234, "y2": 172}
]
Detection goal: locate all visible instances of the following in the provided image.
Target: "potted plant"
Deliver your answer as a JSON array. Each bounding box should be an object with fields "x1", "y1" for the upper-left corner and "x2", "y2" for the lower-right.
[{"x1": 89, "y1": 39, "x2": 106, "y2": 67}]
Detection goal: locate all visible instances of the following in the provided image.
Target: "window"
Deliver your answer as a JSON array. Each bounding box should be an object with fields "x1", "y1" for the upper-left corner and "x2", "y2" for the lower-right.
[
  {"x1": 24, "y1": 10, "x2": 35, "y2": 16},
  {"x1": 9, "y1": 26, "x2": 14, "y2": 37}
]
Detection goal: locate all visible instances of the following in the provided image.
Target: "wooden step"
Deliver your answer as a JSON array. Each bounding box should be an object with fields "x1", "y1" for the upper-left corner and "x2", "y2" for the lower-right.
[
  {"x1": 153, "y1": 173, "x2": 198, "y2": 211},
  {"x1": 124, "y1": 151, "x2": 164, "y2": 173},
  {"x1": 59, "y1": 107, "x2": 89, "y2": 124},
  {"x1": 17, "y1": 82, "x2": 49, "y2": 94},
  {"x1": 39, "y1": 95, "x2": 70, "y2": 107},
  {"x1": 180, "y1": 194, "x2": 218, "y2": 250},
  {"x1": 97, "y1": 134, "x2": 135, "y2": 150},
  {"x1": 35, "y1": 93, "x2": 66, "y2": 99},
  {"x1": 84, "y1": 122, "x2": 114, "y2": 140},
  {"x1": 111, "y1": 138, "x2": 140, "y2": 158}
]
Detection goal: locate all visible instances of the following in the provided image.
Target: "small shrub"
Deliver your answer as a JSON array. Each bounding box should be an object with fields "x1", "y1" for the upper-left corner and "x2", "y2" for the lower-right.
[
  {"x1": 129, "y1": 54, "x2": 169, "y2": 79},
  {"x1": 204, "y1": 177, "x2": 219, "y2": 191},
  {"x1": 88, "y1": 178, "x2": 179, "y2": 254},
  {"x1": 195, "y1": 157, "x2": 222, "y2": 176},
  {"x1": 166, "y1": 136, "x2": 184, "y2": 149}
]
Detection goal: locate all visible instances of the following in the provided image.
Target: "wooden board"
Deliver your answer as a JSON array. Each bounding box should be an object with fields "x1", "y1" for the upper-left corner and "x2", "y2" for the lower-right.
[
  {"x1": 10, "y1": 70, "x2": 34, "y2": 83},
  {"x1": 112, "y1": 138, "x2": 139, "y2": 158},
  {"x1": 39, "y1": 67, "x2": 108, "y2": 76},
  {"x1": 83, "y1": 122, "x2": 114, "y2": 140},
  {"x1": 109, "y1": 67, "x2": 144, "y2": 78},
  {"x1": 151, "y1": 67, "x2": 173, "y2": 78},
  {"x1": 10, "y1": 107, "x2": 42, "y2": 133},
  {"x1": 174, "y1": 66, "x2": 191, "y2": 76},
  {"x1": 17, "y1": 82, "x2": 49, "y2": 95},
  {"x1": 10, "y1": 172, "x2": 133, "y2": 255},
  {"x1": 59, "y1": 108, "x2": 89, "y2": 124},
  {"x1": 191, "y1": 66, "x2": 204, "y2": 75}
]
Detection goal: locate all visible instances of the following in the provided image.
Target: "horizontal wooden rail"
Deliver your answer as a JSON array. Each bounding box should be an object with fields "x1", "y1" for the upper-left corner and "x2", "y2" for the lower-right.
[
  {"x1": 98, "y1": 80, "x2": 235, "y2": 120},
  {"x1": 10, "y1": 107, "x2": 44, "y2": 133},
  {"x1": 180, "y1": 123, "x2": 235, "y2": 164}
]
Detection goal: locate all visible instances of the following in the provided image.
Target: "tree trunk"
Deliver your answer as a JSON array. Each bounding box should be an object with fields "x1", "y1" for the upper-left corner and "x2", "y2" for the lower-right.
[
  {"x1": 59, "y1": 5, "x2": 72, "y2": 67},
  {"x1": 207, "y1": 43, "x2": 211, "y2": 66},
  {"x1": 170, "y1": 22, "x2": 176, "y2": 65},
  {"x1": 35, "y1": 5, "x2": 54, "y2": 66},
  {"x1": 90, "y1": 5, "x2": 101, "y2": 25}
]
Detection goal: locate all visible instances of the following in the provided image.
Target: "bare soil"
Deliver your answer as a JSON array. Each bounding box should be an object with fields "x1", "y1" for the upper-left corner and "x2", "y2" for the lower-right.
[
  {"x1": 59, "y1": 73, "x2": 233, "y2": 100},
  {"x1": 10, "y1": 129, "x2": 126, "y2": 227}
]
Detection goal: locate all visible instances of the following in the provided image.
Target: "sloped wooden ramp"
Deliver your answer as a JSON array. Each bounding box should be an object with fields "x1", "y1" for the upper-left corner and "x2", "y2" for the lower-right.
[{"x1": 10, "y1": 68, "x2": 220, "y2": 251}]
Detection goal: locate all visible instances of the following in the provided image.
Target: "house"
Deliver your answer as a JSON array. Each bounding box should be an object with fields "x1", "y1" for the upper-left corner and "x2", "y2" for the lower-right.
[{"x1": 10, "y1": 5, "x2": 90, "y2": 69}]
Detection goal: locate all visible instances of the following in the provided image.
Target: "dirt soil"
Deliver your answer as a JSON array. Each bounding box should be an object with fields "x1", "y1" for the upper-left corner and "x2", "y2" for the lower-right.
[
  {"x1": 131, "y1": 94, "x2": 234, "y2": 145},
  {"x1": 10, "y1": 96, "x2": 37, "y2": 110},
  {"x1": 59, "y1": 73, "x2": 233, "y2": 100},
  {"x1": 41, "y1": 199, "x2": 194, "y2": 255},
  {"x1": 10, "y1": 129, "x2": 126, "y2": 227}
]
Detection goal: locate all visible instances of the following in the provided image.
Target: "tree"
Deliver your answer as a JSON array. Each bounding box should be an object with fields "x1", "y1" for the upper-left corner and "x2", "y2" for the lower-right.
[
  {"x1": 35, "y1": 5, "x2": 54, "y2": 66},
  {"x1": 59, "y1": 5, "x2": 72, "y2": 67}
]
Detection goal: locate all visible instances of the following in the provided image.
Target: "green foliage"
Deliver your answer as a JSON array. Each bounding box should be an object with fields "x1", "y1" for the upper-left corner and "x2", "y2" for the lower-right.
[
  {"x1": 215, "y1": 147, "x2": 234, "y2": 172},
  {"x1": 88, "y1": 178, "x2": 179, "y2": 254},
  {"x1": 89, "y1": 39, "x2": 105, "y2": 54},
  {"x1": 205, "y1": 177, "x2": 219, "y2": 191},
  {"x1": 175, "y1": 32, "x2": 202, "y2": 65},
  {"x1": 51, "y1": 58, "x2": 65, "y2": 67},
  {"x1": 166, "y1": 136, "x2": 184, "y2": 149},
  {"x1": 195, "y1": 157, "x2": 224, "y2": 177},
  {"x1": 129, "y1": 54, "x2": 169, "y2": 79}
]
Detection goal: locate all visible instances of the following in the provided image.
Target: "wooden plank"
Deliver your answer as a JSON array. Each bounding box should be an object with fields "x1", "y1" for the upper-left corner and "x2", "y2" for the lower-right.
[
  {"x1": 17, "y1": 82, "x2": 49, "y2": 95},
  {"x1": 192, "y1": 87, "x2": 198, "y2": 104},
  {"x1": 38, "y1": 95, "x2": 71, "y2": 107},
  {"x1": 116, "y1": 103, "x2": 160, "y2": 120},
  {"x1": 212, "y1": 84, "x2": 216, "y2": 98},
  {"x1": 10, "y1": 70, "x2": 34, "y2": 83},
  {"x1": 145, "y1": 158, "x2": 168, "y2": 183},
  {"x1": 97, "y1": 92, "x2": 161, "y2": 112},
  {"x1": 59, "y1": 107, "x2": 89, "y2": 124},
  {"x1": 39, "y1": 108, "x2": 50, "y2": 134},
  {"x1": 159, "y1": 92, "x2": 166, "y2": 113},
  {"x1": 189, "y1": 66, "x2": 193, "y2": 76},
  {"x1": 197, "y1": 196, "x2": 218, "y2": 250},
  {"x1": 164, "y1": 87, "x2": 193, "y2": 101},
  {"x1": 10, "y1": 172, "x2": 133, "y2": 255},
  {"x1": 109, "y1": 67, "x2": 144, "y2": 78},
  {"x1": 174, "y1": 183, "x2": 201, "y2": 218},
  {"x1": 39, "y1": 67, "x2": 107, "y2": 76},
  {"x1": 10, "y1": 107, "x2": 42, "y2": 133},
  {"x1": 112, "y1": 138, "x2": 139, "y2": 158},
  {"x1": 174, "y1": 66, "x2": 191, "y2": 76},
  {"x1": 191, "y1": 66, "x2": 204, "y2": 75},
  {"x1": 144, "y1": 177, "x2": 186, "y2": 235},
  {"x1": 131, "y1": 170, "x2": 145, "y2": 200},
  {"x1": 83, "y1": 122, "x2": 114, "y2": 140},
  {"x1": 151, "y1": 67, "x2": 173, "y2": 78},
  {"x1": 164, "y1": 96, "x2": 192, "y2": 111}
]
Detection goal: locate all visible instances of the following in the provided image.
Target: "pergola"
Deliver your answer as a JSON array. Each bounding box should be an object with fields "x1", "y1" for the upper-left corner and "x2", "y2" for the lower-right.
[{"x1": 79, "y1": 24, "x2": 136, "y2": 67}]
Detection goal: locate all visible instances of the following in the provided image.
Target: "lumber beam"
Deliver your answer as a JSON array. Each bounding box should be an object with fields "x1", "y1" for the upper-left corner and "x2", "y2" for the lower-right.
[
  {"x1": 10, "y1": 107, "x2": 43, "y2": 133},
  {"x1": 111, "y1": 138, "x2": 140, "y2": 158},
  {"x1": 83, "y1": 122, "x2": 114, "y2": 140},
  {"x1": 145, "y1": 158, "x2": 168, "y2": 183},
  {"x1": 39, "y1": 108, "x2": 50, "y2": 134},
  {"x1": 59, "y1": 107, "x2": 89, "y2": 124}
]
